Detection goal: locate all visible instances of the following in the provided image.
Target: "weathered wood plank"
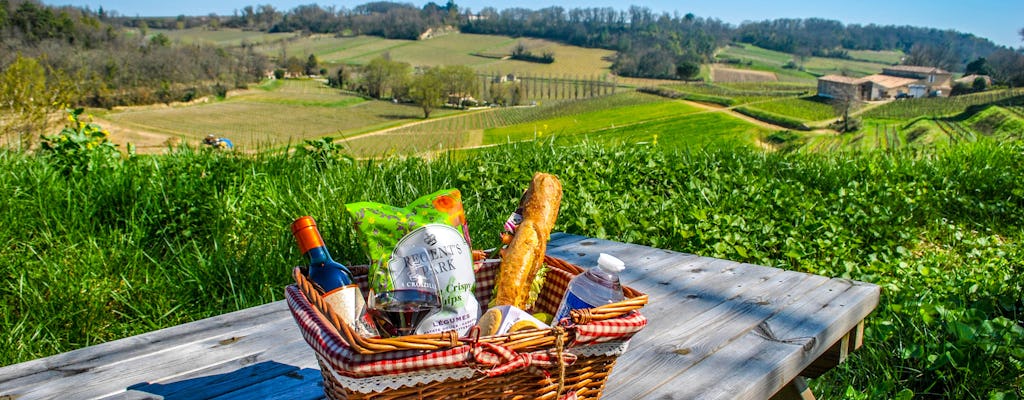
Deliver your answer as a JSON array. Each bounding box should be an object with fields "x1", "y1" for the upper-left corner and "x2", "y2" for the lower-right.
[
  {"x1": 642, "y1": 278, "x2": 878, "y2": 399},
  {"x1": 1, "y1": 308, "x2": 300, "y2": 399},
  {"x1": 0, "y1": 300, "x2": 287, "y2": 388},
  {"x1": 601, "y1": 264, "x2": 830, "y2": 399}
]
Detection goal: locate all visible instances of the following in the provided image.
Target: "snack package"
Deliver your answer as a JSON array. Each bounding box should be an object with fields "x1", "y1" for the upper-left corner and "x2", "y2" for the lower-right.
[
  {"x1": 346, "y1": 189, "x2": 479, "y2": 336},
  {"x1": 478, "y1": 305, "x2": 550, "y2": 336}
]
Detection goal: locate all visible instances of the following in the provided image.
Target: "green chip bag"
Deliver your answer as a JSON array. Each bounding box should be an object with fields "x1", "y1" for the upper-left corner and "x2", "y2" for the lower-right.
[{"x1": 346, "y1": 189, "x2": 479, "y2": 336}]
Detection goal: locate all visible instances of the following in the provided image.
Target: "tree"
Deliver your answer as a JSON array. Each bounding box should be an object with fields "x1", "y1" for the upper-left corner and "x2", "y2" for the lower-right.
[
  {"x1": 436, "y1": 65, "x2": 477, "y2": 107},
  {"x1": 409, "y1": 67, "x2": 444, "y2": 118},
  {"x1": 329, "y1": 66, "x2": 350, "y2": 89},
  {"x1": 362, "y1": 57, "x2": 411, "y2": 99},
  {"x1": 828, "y1": 88, "x2": 861, "y2": 133},
  {"x1": 972, "y1": 76, "x2": 988, "y2": 92},
  {"x1": 305, "y1": 54, "x2": 319, "y2": 75},
  {"x1": 489, "y1": 82, "x2": 507, "y2": 106},
  {"x1": 904, "y1": 43, "x2": 957, "y2": 71},
  {"x1": 675, "y1": 61, "x2": 701, "y2": 80},
  {"x1": 0, "y1": 55, "x2": 74, "y2": 149},
  {"x1": 284, "y1": 56, "x2": 304, "y2": 77},
  {"x1": 988, "y1": 49, "x2": 1024, "y2": 87},
  {"x1": 964, "y1": 57, "x2": 994, "y2": 77},
  {"x1": 208, "y1": 13, "x2": 220, "y2": 30},
  {"x1": 149, "y1": 32, "x2": 170, "y2": 47}
]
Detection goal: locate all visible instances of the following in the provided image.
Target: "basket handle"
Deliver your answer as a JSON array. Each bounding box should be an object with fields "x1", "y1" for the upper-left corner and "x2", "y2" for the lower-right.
[{"x1": 472, "y1": 328, "x2": 576, "y2": 377}]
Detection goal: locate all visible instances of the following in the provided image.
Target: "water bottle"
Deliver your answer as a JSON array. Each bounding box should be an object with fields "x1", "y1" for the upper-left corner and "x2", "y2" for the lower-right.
[{"x1": 553, "y1": 253, "x2": 626, "y2": 324}]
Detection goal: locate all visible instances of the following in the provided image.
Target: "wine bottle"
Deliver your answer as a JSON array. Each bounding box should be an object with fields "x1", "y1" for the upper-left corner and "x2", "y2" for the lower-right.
[{"x1": 291, "y1": 216, "x2": 374, "y2": 336}]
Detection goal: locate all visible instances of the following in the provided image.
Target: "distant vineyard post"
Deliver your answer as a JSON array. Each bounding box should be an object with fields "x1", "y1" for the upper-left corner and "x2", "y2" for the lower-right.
[{"x1": 546, "y1": 74, "x2": 552, "y2": 99}]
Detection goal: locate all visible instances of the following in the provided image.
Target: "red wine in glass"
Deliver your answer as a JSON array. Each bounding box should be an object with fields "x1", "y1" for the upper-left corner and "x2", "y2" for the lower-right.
[{"x1": 369, "y1": 289, "x2": 441, "y2": 337}]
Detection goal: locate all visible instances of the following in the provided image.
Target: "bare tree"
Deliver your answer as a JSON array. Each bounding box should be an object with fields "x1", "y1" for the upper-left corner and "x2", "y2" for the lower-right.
[{"x1": 829, "y1": 88, "x2": 861, "y2": 133}]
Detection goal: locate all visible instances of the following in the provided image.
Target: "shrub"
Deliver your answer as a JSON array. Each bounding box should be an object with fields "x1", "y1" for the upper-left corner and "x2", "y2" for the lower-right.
[
  {"x1": 734, "y1": 106, "x2": 811, "y2": 130},
  {"x1": 39, "y1": 108, "x2": 121, "y2": 174}
]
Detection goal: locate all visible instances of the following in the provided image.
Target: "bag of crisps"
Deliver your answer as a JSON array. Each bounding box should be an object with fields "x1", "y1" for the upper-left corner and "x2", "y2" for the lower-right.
[{"x1": 346, "y1": 189, "x2": 479, "y2": 336}]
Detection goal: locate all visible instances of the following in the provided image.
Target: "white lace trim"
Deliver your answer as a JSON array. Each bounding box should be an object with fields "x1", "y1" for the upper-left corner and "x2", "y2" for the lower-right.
[
  {"x1": 325, "y1": 366, "x2": 478, "y2": 394},
  {"x1": 322, "y1": 341, "x2": 630, "y2": 393}
]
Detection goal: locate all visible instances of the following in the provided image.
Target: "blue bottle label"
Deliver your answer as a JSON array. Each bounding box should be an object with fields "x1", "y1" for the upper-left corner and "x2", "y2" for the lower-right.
[{"x1": 555, "y1": 290, "x2": 597, "y2": 323}]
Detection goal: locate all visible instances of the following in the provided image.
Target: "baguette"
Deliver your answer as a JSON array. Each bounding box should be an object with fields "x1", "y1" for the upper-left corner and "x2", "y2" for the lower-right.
[{"x1": 493, "y1": 173, "x2": 562, "y2": 309}]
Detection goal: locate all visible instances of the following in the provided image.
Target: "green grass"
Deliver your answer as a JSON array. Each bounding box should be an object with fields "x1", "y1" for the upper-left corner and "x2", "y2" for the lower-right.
[
  {"x1": 340, "y1": 92, "x2": 668, "y2": 156},
  {"x1": 964, "y1": 106, "x2": 1024, "y2": 139},
  {"x1": 3, "y1": 141, "x2": 1023, "y2": 399},
  {"x1": 661, "y1": 82, "x2": 813, "y2": 105},
  {"x1": 548, "y1": 110, "x2": 770, "y2": 148},
  {"x1": 483, "y1": 98, "x2": 705, "y2": 144},
  {"x1": 734, "y1": 106, "x2": 811, "y2": 131},
  {"x1": 797, "y1": 102, "x2": 1024, "y2": 152},
  {"x1": 745, "y1": 96, "x2": 837, "y2": 122}
]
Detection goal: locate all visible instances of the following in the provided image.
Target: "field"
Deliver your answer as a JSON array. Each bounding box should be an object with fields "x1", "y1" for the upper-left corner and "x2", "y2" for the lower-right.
[
  {"x1": 152, "y1": 27, "x2": 297, "y2": 47},
  {"x1": 715, "y1": 43, "x2": 896, "y2": 82},
  {"x1": 710, "y1": 66, "x2": 777, "y2": 83},
  {"x1": 248, "y1": 32, "x2": 619, "y2": 80},
  {"x1": 846, "y1": 49, "x2": 904, "y2": 64},
  {"x1": 862, "y1": 89, "x2": 1024, "y2": 119},
  {"x1": 482, "y1": 97, "x2": 707, "y2": 144},
  {"x1": 95, "y1": 79, "x2": 440, "y2": 152},
  {"x1": 341, "y1": 92, "x2": 679, "y2": 156},
  {"x1": 798, "y1": 103, "x2": 1024, "y2": 152},
  {"x1": 743, "y1": 96, "x2": 837, "y2": 122},
  {"x1": 338, "y1": 89, "x2": 773, "y2": 152},
  {"x1": 661, "y1": 82, "x2": 815, "y2": 105}
]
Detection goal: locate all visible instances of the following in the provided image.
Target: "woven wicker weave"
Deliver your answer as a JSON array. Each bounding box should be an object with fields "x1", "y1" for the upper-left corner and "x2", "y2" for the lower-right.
[{"x1": 289, "y1": 255, "x2": 647, "y2": 399}]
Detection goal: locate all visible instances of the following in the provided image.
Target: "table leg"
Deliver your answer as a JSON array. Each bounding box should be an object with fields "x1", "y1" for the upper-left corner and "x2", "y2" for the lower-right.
[{"x1": 769, "y1": 376, "x2": 816, "y2": 400}]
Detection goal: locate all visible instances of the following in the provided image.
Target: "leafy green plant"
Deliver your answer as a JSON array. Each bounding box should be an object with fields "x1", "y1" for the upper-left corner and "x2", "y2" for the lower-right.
[
  {"x1": 39, "y1": 108, "x2": 121, "y2": 174},
  {"x1": 297, "y1": 136, "x2": 352, "y2": 167}
]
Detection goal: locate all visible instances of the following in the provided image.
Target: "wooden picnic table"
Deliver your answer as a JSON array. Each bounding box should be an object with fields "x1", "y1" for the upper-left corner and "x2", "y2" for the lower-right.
[{"x1": 0, "y1": 233, "x2": 879, "y2": 400}]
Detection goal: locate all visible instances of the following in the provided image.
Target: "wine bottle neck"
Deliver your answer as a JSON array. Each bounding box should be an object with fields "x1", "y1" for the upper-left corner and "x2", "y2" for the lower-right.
[{"x1": 306, "y1": 246, "x2": 332, "y2": 265}]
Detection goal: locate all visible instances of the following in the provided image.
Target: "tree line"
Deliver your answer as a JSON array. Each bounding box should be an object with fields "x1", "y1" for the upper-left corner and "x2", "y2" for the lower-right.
[
  {"x1": 214, "y1": 3, "x2": 1012, "y2": 78},
  {"x1": 1, "y1": 1, "x2": 269, "y2": 107},
  {"x1": 328, "y1": 58, "x2": 477, "y2": 118},
  {"x1": 0, "y1": 0, "x2": 270, "y2": 146},
  {"x1": 24, "y1": 0, "x2": 1016, "y2": 83},
  {"x1": 328, "y1": 57, "x2": 617, "y2": 118}
]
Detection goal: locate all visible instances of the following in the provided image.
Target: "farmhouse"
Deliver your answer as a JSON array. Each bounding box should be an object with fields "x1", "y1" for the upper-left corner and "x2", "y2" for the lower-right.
[{"x1": 818, "y1": 65, "x2": 952, "y2": 101}]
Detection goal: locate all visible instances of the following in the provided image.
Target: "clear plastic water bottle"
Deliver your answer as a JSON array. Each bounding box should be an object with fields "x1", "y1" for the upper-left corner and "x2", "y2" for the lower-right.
[{"x1": 553, "y1": 253, "x2": 626, "y2": 324}]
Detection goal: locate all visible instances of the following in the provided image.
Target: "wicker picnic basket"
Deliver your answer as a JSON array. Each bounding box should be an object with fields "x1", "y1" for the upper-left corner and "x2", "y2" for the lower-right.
[{"x1": 286, "y1": 253, "x2": 648, "y2": 400}]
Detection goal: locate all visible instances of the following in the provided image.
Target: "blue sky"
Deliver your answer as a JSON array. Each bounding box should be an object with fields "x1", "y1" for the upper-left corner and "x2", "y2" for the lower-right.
[{"x1": 43, "y1": 0, "x2": 1024, "y2": 48}]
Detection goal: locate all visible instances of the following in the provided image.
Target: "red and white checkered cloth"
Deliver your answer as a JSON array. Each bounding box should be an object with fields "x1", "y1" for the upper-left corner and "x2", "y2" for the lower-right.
[{"x1": 285, "y1": 258, "x2": 646, "y2": 379}]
